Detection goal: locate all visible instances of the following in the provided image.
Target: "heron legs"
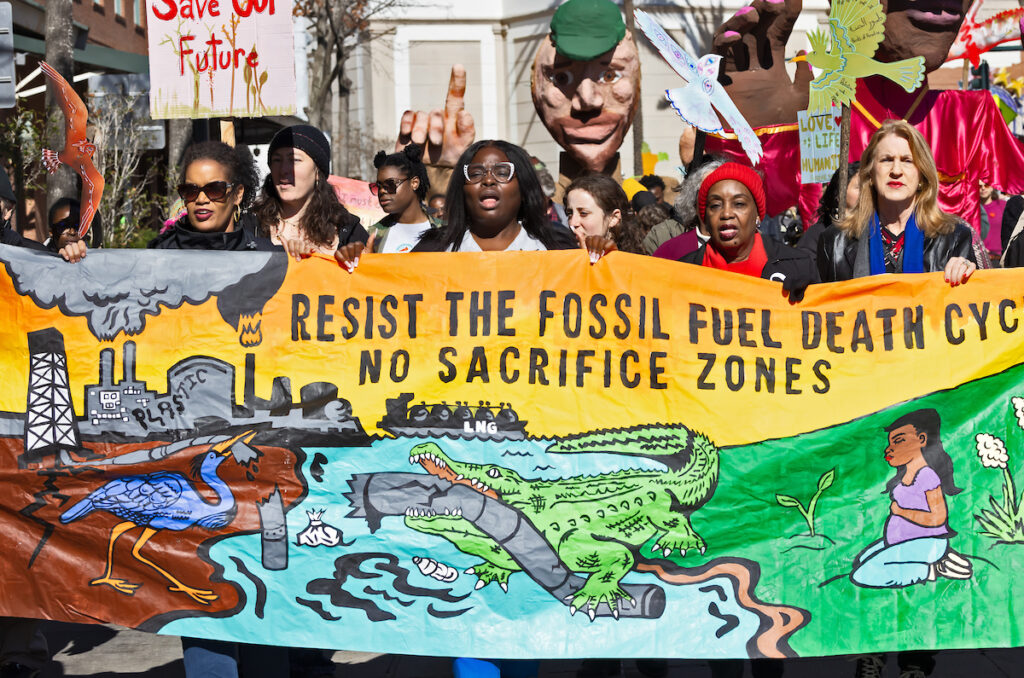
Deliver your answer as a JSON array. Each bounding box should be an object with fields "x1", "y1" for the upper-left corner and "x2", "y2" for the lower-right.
[
  {"x1": 131, "y1": 527, "x2": 219, "y2": 605},
  {"x1": 89, "y1": 520, "x2": 141, "y2": 595}
]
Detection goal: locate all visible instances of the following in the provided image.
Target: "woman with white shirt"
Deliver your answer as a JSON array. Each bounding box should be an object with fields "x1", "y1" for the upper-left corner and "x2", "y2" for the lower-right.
[{"x1": 367, "y1": 144, "x2": 438, "y2": 253}]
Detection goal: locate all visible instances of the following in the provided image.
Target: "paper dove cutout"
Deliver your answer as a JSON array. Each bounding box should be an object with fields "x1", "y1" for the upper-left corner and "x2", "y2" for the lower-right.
[
  {"x1": 633, "y1": 9, "x2": 763, "y2": 166},
  {"x1": 946, "y1": 1, "x2": 1024, "y2": 67},
  {"x1": 793, "y1": 0, "x2": 925, "y2": 114},
  {"x1": 40, "y1": 61, "x2": 105, "y2": 240}
]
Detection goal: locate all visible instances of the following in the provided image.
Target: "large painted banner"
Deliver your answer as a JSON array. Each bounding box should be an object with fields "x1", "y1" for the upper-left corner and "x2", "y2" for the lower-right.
[
  {"x1": 146, "y1": 0, "x2": 296, "y2": 118},
  {"x1": 0, "y1": 245, "x2": 1022, "y2": 659}
]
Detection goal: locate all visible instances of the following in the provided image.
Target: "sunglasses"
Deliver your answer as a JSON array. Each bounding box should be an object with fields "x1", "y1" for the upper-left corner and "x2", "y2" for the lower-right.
[
  {"x1": 369, "y1": 177, "x2": 409, "y2": 196},
  {"x1": 177, "y1": 181, "x2": 236, "y2": 203},
  {"x1": 463, "y1": 162, "x2": 515, "y2": 184}
]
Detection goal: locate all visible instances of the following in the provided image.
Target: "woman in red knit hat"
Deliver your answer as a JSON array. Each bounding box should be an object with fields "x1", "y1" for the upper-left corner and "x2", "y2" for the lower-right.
[{"x1": 679, "y1": 162, "x2": 819, "y2": 300}]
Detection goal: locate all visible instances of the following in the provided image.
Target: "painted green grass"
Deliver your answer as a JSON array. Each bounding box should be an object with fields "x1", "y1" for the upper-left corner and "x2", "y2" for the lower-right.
[{"x1": 654, "y1": 363, "x2": 1024, "y2": 656}]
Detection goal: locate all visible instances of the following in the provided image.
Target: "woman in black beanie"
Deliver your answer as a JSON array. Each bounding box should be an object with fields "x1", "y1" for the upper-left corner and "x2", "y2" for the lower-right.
[{"x1": 253, "y1": 124, "x2": 367, "y2": 258}]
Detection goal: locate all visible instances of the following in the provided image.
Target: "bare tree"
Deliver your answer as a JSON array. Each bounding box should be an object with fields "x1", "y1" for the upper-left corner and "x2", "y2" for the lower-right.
[
  {"x1": 89, "y1": 91, "x2": 163, "y2": 247},
  {"x1": 44, "y1": 0, "x2": 78, "y2": 211},
  {"x1": 294, "y1": 0, "x2": 404, "y2": 175}
]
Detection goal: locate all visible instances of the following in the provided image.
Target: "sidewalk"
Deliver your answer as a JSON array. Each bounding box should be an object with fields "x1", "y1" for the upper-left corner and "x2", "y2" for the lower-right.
[{"x1": 34, "y1": 621, "x2": 1020, "y2": 678}]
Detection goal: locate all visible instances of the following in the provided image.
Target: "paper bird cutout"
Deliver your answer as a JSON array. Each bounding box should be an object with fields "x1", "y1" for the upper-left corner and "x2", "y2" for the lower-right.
[
  {"x1": 946, "y1": 2, "x2": 1024, "y2": 67},
  {"x1": 40, "y1": 61, "x2": 104, "y2": 240},
  {"x1": 633, "y1": 8, "x2": 763, "y2": 166},
  {"x1": 793, "y1": 0, "x2": 925, "y2": 114}
]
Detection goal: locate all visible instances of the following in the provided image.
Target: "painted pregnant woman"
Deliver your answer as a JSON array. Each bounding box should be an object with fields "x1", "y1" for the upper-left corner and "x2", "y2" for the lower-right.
[{"x1": 851, "y1": 409, "x2": 972, "y2": 588}]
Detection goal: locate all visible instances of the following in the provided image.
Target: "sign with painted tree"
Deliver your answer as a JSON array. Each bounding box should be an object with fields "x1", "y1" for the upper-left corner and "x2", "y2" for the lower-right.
[{"x1": 146, "y1": 0, "x2": 296, "y2": 119}]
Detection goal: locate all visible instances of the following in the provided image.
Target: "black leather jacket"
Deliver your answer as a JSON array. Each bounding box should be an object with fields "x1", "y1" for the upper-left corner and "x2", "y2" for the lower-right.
[
  {"x1": 817, "y1": 221, "x2": 976, "y2": 282},
  {"x1": 680, "y1": 234, "x2": 820, "y2": 301}
]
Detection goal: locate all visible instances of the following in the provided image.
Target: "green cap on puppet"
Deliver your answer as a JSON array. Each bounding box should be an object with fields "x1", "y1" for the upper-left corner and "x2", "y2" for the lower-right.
[{"x1": 550, "y1": 0, "x2": 626, "y2": 61}]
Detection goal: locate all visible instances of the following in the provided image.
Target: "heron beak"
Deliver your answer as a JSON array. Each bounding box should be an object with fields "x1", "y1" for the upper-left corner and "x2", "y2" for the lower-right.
[
  {"x1": 212, "y1": 430, "x2": 254, "y2": 456},
  {"x1": 788, "y1": 54, "x2": 807, "y2": 63}
]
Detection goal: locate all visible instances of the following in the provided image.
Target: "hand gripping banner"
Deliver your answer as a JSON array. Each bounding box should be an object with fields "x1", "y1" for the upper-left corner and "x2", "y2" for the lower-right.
[{"x1": 0, "y1": 246, "x2": 1021, "y2": 658}]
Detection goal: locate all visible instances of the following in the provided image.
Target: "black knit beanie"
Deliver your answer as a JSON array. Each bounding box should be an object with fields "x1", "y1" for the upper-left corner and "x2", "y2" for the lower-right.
[{"x1": 269, "y1": 124, "x2": 331, "y2": 175}]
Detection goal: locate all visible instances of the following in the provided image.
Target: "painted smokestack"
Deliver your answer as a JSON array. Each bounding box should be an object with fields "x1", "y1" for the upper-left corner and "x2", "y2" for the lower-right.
[
  {"x1": 99, "y1": 348, "x2": 114, "y2": 387},
  {"x1": 123, "y1": 341, "x2": 137, "y2": 382}
]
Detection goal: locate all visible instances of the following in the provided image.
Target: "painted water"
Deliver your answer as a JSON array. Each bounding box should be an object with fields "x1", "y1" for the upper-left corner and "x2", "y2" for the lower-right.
[{"x1": 162, "y1": 436, "x2": 758, "y2": 658}]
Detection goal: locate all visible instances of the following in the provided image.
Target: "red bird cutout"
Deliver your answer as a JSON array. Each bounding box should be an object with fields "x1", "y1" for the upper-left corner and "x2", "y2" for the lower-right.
[{"x1": 40, "y1": 61, "x2": 104, "y2": 240}]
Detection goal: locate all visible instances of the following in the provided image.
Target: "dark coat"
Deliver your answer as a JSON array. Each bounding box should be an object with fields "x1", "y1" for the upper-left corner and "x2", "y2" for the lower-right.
[
  {"x1": 148, "y1": 213, "x2": 279, "y2": 251},
  {"x1": 1, "y1": 223, "x2": 49, "y2": 252},
  {"x1": 680, "y1": 235, "x2": 820, "y2": 301},
  {"x1": 816, "y1": 221, "x2": 976, "y2": 282}
]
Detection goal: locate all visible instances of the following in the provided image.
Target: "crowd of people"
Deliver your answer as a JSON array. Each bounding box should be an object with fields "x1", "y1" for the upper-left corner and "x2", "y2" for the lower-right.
[{"x1": 0, "y1": 110, "x2": 1016, "y2": 678}]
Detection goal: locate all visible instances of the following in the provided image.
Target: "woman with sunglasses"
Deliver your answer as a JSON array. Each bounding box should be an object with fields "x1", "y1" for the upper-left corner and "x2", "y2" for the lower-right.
[
  {"x1": 254, "y1": 124, "x2": 367, "y2": 259},
  {"x1": 366, "y1": 143, "x2": 438, "y2": 253},
  {"x1": 57, "y1": 141, "x2": 269, "y2": 263}
]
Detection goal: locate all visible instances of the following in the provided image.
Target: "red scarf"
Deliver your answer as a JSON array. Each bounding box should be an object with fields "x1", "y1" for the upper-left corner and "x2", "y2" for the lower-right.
[{"x1": 701, "y1": 233, "x2": 769, "y2": 277}]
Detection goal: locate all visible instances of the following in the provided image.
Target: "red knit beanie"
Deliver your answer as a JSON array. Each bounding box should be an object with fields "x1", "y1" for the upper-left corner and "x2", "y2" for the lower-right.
[{"x1": 697, "y1": 162, "x2": 767, "y2": 223}]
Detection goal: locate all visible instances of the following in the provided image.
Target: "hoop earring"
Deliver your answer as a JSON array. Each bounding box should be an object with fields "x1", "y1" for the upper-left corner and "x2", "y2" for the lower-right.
[{"x1": 234, "y1": 205, "x2": 242, "y2": 223}]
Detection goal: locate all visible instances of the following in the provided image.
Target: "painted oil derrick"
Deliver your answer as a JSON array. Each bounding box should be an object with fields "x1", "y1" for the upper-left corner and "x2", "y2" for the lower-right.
[{"x1": 23, "y1": 328, "x2": 80, "y2": 464}]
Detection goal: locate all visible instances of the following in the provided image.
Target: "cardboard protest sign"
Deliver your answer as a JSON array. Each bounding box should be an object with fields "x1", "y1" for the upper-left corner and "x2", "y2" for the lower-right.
[
  {"x1": 146, "y1": 0, "x2": 296, "y2": 119},
  {"x1": 0, "y1": 247, "x2": 1023, "y2": 658},
  {"x1": 798, "y1": 108, "x2": 841, "y2": 184},
  {"x1": 327, "y1": 176, "x2": 386, "y2": 230}
]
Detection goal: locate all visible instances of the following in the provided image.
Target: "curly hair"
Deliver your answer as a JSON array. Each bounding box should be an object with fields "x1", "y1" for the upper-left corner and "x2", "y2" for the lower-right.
[
  {"x1": 674, "y1": 155, "x2": 728, "y2": 231},
  {"x1": 423, "y1": 140, "x2": 560, "y2": 251},
  {"x1": 253, "y1": 155, "x2": 352, "y2": 249},
  {"x1": 373, "y1": 144, "x2": 430, "y2": 200},
  {"x1": 180, "y1": 141, "x2": 259, "y2": 211}
]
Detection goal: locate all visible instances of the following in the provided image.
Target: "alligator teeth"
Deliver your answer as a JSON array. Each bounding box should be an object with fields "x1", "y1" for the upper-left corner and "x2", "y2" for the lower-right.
[
  {"x1": 481, "y1": 485, "x2": 490, "y2": 492},
  {"x1": 409, "y1": 457, "x2": 416, "y2": 465},
  {"x1": 444, "y1": 508, "x2": 450, "y2": 515},
  {"x1": 455, "y1": 474, "x2": 464, "y2": 481},
  {"x1": 679, "y1": 549, "x2": 687, "y2": 558},
  {"x1": 500, "y1": 582, "x2": 508, "y2": 593},
  {"x1": 700, "y1": 546, "x2": 706, "y2": 555},
  {"x1": 470, "y1": 479, "x2": 479, "y2": 488},
  {"x1": 454, "y1": 508, "x2": 463, "y2": 516},
  {"x1": 437, "y1": 459, "x2": 446, "y2": 468},
  {"x1": 663, "y1": 548, "x2": 671, "y2": 557},
  {"x1": 588, "y1": 607, "x2": 596, "y2": 622},
  {"x1": 569, "y1": 605, "x2": 577, "y2": 616},
  {"x1": 465, "y1": 567, "x2": 475, "y2": 575},
  {"x1": 652, "y1": 543, "x2": 660, "y2": 553},
  {"x1": 405, "y1": 508, "x2": 413, "y2": 516},
  {"x1": 475, "y1": 580, "x2": 485, "y2": 590},
  {"x1": 612, "y1": 608, "x2": 619, "y2": 620}
]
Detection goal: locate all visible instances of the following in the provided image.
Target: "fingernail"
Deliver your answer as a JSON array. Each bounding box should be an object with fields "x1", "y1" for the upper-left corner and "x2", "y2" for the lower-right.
[
  {"x1": 354, "y1": 257, "x2": 360, "y2": 268},
  {"x1": 723, "y1": 30, "x2": 741, "y2": 38},
  {"x1": 590, "y1": 252, "x2": 599, "y2": 265},
  {"x1": 735, "y1": 6, "x2": 753, "y2": 14}
]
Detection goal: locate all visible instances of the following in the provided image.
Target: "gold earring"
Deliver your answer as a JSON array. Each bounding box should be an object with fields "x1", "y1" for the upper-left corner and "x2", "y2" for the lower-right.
[{"x1": 234, "y1": 205, "x2": 242, "y2": 222}]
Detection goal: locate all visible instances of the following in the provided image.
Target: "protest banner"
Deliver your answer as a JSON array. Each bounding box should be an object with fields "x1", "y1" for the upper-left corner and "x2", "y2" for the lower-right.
[
  {"x1": 146, "y1": 0, "x2": 296, "y2": 119},
  {"x1": 798, "y1": 108, "x2": 841, "y2": 184},
  {"x1": 0, "y1": 246, "x2": 1021, "y2": 658}
]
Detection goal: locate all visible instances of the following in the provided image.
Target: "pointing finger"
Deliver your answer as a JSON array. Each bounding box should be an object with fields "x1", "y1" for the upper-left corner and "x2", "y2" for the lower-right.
[{"x1": 445, "y1": 64, "x2": 468, "y2": 119}]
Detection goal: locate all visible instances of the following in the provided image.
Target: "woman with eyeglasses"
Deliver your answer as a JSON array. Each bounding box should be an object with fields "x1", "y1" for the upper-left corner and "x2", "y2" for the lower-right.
[
  {"x1": 254, "y1": 124, "x2": 367, "y2": 260},
  {"x1": 366, "y1": 144, "x2": 438, "y2": 253}
]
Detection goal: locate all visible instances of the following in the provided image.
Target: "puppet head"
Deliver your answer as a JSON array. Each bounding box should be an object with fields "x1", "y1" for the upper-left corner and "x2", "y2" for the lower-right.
[{"x1": 531, "y1": 0, "x2": 641, "y2": 173}]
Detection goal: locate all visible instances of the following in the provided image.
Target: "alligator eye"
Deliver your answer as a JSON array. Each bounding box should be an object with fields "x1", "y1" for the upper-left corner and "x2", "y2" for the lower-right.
[{"x1": 487, "y1": 468, "x2": 500, "y2": 478}]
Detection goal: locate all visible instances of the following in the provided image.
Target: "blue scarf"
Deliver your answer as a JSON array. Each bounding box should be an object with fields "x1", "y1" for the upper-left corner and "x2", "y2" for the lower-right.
[{"x1": 868, "y1": 211, "x2": 924, "y2": 275}]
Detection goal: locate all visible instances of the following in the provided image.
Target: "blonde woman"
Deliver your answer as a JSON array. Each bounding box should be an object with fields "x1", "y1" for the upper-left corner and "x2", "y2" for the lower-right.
[{"x1": 818, "y1": 120, "x2": 977, "y2": 285}]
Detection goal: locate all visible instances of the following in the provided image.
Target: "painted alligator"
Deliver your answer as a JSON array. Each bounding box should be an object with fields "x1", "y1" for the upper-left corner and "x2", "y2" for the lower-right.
[{"x1": 403, "y1": 424, "x2": 719, "y2": 618}]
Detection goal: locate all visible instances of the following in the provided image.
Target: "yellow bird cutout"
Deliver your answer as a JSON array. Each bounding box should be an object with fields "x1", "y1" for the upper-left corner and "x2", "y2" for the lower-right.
[{"x1": 791, "y1": 0, "x2": 925, "y2": 114}]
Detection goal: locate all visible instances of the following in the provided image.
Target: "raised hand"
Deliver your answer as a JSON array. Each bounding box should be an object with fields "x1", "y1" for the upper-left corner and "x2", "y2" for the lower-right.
[
  {"x1": 711, "y1": 0, "x2": 813, "y2": 128},
  {"x1": 396, "y1": 65, "x2": 477, "y2": 167}
]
